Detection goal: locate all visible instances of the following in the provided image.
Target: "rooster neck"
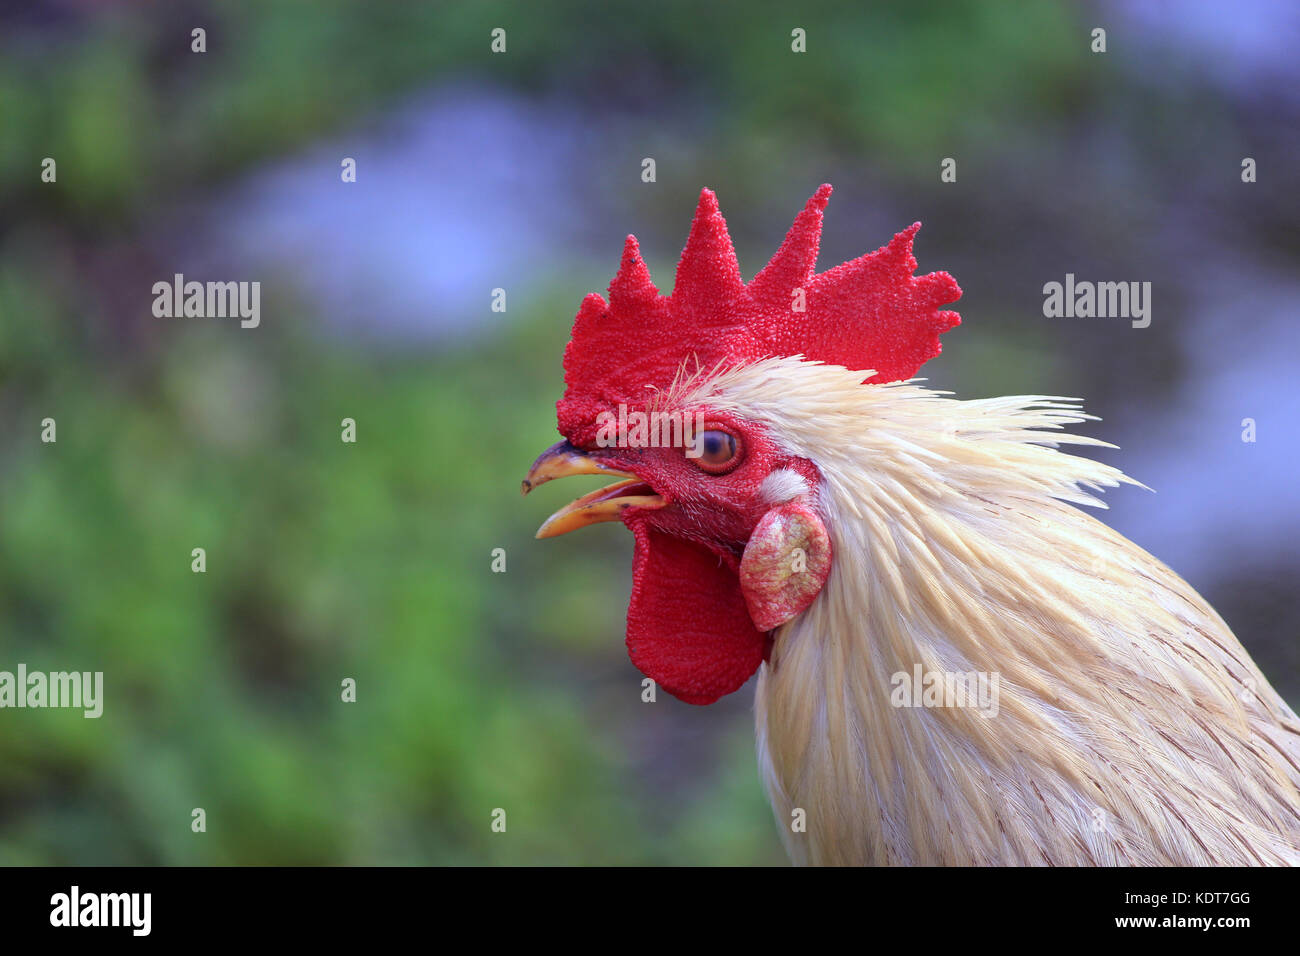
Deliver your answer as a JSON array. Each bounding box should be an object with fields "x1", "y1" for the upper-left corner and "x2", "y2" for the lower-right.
[
  {"x1": 684, "y1": 357, "x2": 1300, "y2": 866},
  {"x1": 756, "y1": 478, "x2": 1300, "y2": 866}
]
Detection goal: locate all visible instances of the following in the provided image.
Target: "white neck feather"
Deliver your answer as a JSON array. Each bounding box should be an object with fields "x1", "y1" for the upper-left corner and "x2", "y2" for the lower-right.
[{"x1": 685, "y1": 357, "x2": 1300, "y2": 865}]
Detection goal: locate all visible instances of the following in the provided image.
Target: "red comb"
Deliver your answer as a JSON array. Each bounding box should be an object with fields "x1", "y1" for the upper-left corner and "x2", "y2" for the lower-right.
[{"x1": 557, "y1": 185, "x2": 961, "y2": 445}]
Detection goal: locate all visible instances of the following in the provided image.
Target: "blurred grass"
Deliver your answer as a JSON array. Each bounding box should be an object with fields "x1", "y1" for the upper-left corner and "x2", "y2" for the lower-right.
[
  {"x1": 0, "y1": 0, "x2": 1090, "y2": 219},
  {"x1": 0, "y1": 256, "x2": 786, "y2": 862}
]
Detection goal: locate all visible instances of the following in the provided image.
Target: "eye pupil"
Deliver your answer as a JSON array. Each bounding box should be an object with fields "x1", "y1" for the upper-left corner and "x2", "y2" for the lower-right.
[{"x1": 699, "y1": 430, "x2": 735, "y2": 464}]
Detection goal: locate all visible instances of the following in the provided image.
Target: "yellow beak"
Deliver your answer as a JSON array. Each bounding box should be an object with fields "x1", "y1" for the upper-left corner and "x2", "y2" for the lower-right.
[{"x1": 522, "y1": 441, "x2": 665, "y2": 539}]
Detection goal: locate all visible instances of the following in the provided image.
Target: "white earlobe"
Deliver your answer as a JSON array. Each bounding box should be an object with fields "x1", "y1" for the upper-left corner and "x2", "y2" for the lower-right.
[{"x1": 739, "y1": 497, "x2": 832, "y2": 631}]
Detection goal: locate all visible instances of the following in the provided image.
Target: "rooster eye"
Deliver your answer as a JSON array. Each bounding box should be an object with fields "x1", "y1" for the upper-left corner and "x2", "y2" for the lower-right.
[{"x1": 692, "y1": 429, "x2": 741, "y2": 473}]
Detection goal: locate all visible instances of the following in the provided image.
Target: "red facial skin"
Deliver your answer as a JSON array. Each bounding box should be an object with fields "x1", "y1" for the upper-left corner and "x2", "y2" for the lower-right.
[
  {"x1": 577, "y1": 411, "x2": 811, "y2": 552},
  {"x1": 572, "y1": 409, "x2": 824, "y2": 705}
]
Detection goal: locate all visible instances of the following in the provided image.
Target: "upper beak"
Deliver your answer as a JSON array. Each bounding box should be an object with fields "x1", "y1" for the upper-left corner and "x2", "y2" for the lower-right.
[{"x1": 522, "y1": 441, "x2": 665, "y2": 538}]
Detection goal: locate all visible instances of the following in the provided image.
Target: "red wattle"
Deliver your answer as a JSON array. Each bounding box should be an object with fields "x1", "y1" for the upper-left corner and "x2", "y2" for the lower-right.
[{"x1": 625, "y1": 521, "x2": 766, "y2": 705}]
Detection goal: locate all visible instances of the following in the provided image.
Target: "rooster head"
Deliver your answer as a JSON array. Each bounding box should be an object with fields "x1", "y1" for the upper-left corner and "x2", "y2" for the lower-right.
[{"x1": 523, "y1": 185, "x2": 961, "y2": 704}]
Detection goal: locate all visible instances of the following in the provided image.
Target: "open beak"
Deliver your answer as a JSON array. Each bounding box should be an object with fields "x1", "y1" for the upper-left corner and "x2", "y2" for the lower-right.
[{"x1": 522, "y1": 441, "x2": 665, "y2": 539}]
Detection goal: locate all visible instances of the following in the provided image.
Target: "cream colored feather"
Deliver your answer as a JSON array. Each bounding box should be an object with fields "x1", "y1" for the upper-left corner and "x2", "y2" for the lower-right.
[{"x1": 684, "y1": 356, "x2": 1300, "y2": 866}]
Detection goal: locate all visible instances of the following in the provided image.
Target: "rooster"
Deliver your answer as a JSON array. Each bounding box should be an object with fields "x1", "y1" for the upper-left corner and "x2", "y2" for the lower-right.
[{"x1": 522, "y1": 185, "x2": 1300, "y2": 865}]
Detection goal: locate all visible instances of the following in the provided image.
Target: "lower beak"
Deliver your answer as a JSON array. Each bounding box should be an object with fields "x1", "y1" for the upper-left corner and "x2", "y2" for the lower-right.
[{"x1": 522, "y1": 441, "x2": 665, "y2": 539}]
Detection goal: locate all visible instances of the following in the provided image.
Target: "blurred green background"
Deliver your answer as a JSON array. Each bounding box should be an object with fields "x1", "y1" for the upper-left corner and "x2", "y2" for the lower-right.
[{"x1": 1, "y1": 1, "x2": 1297, "y2": 864}]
